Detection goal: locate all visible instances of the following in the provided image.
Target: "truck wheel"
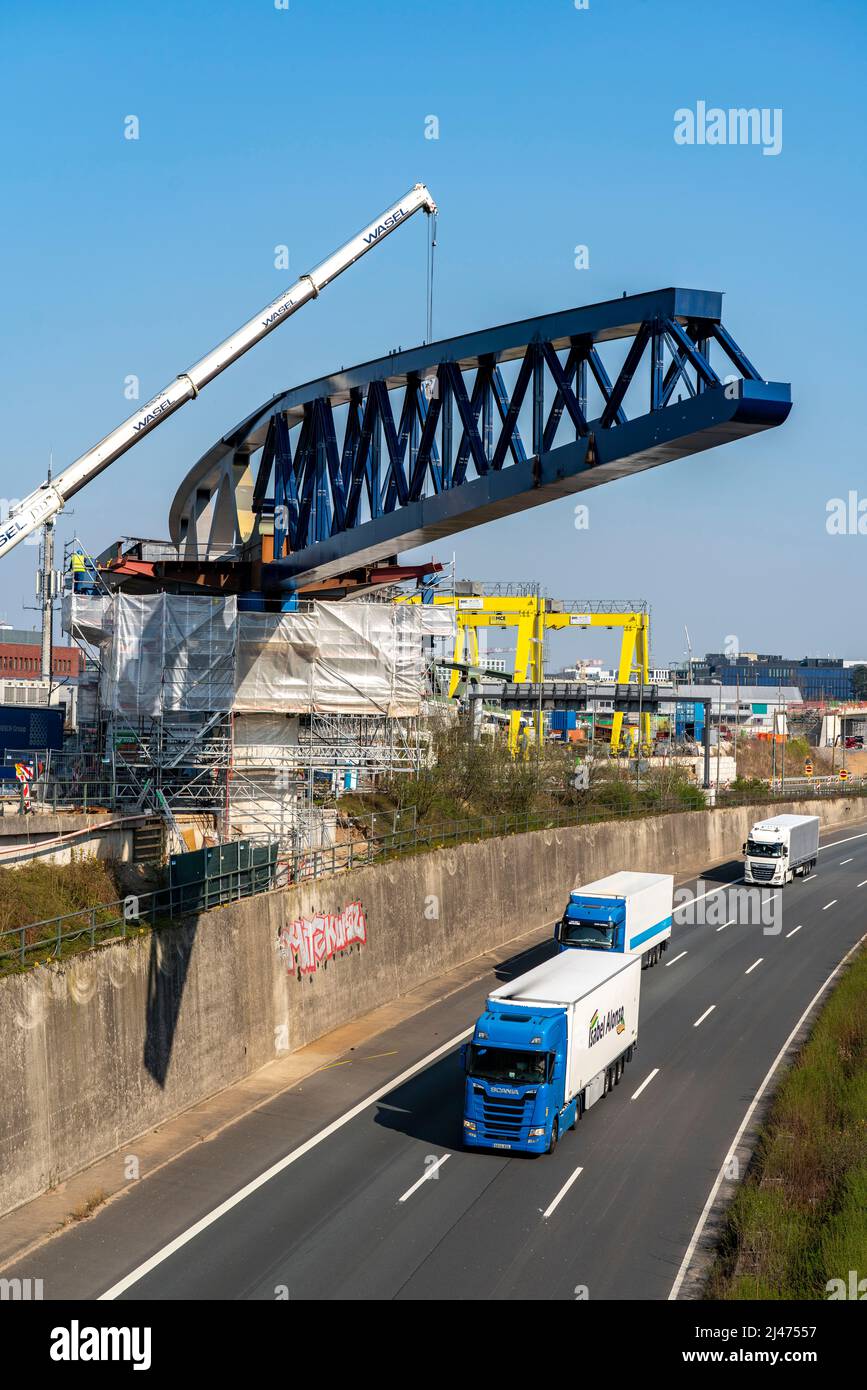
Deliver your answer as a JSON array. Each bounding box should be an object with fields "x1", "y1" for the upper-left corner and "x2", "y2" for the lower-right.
[{"x1": 547, "y1": 1118, "x2": 559, "y2": 1155}]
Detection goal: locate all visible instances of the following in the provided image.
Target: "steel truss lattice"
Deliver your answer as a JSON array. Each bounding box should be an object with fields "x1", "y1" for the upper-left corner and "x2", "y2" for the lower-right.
[{"x1": 170, "y1": 287, "x2": 791, "y2": 589}]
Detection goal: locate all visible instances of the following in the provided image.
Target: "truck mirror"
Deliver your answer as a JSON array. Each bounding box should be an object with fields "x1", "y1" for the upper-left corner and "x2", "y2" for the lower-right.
[
  {"x1": 459, "y1": 1044, "x2": 468, "y2": 1070},
  {"x1": 741, "y1": 843, "x2": 746, "y2": 854}
]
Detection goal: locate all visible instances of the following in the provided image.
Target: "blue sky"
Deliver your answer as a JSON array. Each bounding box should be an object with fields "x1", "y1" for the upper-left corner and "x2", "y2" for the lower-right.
[{"x1": 0, "y1": 0, "x2": 864, "y2": 667}]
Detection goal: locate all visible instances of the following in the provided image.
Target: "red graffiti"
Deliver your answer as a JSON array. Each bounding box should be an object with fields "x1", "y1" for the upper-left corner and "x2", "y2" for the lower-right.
[{"x1": 276, "y1": 901, "x2": 368, "y2": 976}]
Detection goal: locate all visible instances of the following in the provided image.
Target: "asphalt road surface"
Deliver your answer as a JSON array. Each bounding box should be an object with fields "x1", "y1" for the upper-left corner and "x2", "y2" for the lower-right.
[{"x1": 8, "y1": 825, "x2": 867, "y2": 1301}]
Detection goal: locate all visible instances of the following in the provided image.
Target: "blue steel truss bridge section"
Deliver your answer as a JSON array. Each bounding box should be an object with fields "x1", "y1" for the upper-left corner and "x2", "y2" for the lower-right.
[{"x1": 168, "y1": 286, "x2": 791, "y2": 594}]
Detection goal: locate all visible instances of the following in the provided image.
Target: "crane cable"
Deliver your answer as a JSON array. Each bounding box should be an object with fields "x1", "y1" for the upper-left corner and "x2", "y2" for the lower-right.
[{"x1": 426, "y1": 212, "x2": 437, "y2": 344}]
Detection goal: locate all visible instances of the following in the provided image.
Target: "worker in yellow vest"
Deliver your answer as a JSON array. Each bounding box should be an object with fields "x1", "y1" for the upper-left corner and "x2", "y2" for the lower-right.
[{"x1": 70, "y1": 550, "x2": 86, "y2": 592}]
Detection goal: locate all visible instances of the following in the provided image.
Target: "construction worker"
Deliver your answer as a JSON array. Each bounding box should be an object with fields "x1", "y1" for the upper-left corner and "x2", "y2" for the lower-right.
[
  {"x1": 70, "y1": 548, "x2": 99, "y2": 594},
  {"x1": 70, "y1": 549, "x2": 86, "y2": 593}
]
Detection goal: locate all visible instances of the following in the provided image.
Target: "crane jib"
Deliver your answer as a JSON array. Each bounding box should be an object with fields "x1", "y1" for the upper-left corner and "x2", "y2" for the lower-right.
[
  {"x1": 132, "y1": 398, "x2": 174, "y2": 432},
  {"x1": 0, "y1": 183, "x2": 435, "y2": 562},
  {"x1": 362, "y1": 208, "x2": 409, "y2": 243}
]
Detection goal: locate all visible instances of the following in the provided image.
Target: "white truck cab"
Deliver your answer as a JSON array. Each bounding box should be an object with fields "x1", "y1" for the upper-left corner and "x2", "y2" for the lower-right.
[{"x1": 743, "y1": 814, "x2": 820, "y2": 886}]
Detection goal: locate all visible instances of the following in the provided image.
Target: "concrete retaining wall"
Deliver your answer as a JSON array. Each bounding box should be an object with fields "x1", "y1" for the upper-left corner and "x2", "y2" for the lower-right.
[
  {"x1": 0, "y1": 814, "x2": 134, "y2": 867},
  {"x1": 1, "y1": 796, "x2": 863, "y2": 1216}
]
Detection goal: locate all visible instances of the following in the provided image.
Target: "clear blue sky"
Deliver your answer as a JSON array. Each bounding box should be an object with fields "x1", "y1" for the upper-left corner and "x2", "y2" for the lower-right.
[{"x1": 1, "y1": 0, "x2": 864, "y2": 667}]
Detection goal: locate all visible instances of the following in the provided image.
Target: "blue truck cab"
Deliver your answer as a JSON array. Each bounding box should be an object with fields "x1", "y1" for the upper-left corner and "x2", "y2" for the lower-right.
[
  {"x1": 554, "y1": 872, "x2": 674, "y2": 969},
  {"x1": 461, "y1": 952, "x2": 643, "y2": 1155},
  {"x1": 462, "y1": 1005, "x2": 570, "y2": 1155},
  {"x1": 557, "y1": 894, "x2": 626, "y2": 953}
]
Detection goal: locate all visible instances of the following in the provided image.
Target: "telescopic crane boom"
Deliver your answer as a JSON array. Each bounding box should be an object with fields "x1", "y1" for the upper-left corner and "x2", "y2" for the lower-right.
[{"x1": 0, "y1": 184, "x2": 437, "y2": 562}]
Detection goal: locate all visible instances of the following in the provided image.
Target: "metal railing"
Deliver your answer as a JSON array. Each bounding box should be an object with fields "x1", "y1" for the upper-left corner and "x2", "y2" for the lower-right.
[
  {"x1": 282, "y1": 777, "x2": 867, "y2": 884},
  {"x1": 4, "y1": 777, "x2": 865, "y2": 972},
  {"x1": 0, "y1": 859, "x2": 277, "y2": 975}
]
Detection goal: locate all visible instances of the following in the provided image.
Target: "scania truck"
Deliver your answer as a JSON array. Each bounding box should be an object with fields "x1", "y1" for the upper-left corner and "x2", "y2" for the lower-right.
[
  {"x1": 462, "y1": 951, "x2": 641, "y2": 1155},
  {"x1": 555, "y1": 871, "x2": 674, "y2": 967},
  {"x1": 743, "y1": 814, "x2": 819, "y2": 885}
]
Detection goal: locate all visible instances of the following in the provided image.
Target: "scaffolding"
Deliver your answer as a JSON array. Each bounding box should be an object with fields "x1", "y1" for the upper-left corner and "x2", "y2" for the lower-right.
[{"x1": 56, "y1": 587, "x2": 451, "y2": 854}]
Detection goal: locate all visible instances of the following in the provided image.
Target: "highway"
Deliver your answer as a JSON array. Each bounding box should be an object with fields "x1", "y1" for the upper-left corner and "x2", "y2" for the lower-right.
[{"x1": 7, "y1": 825, "x2": 867, "y2": 1302}]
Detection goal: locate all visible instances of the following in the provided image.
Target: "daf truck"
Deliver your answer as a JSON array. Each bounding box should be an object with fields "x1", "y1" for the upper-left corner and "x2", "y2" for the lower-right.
[
  {"x1": 462, "y1": 951, "x2": 641, "y2": 1155},
  {"x1": 743, "y1": 814, "x2": 820, "y2": 885},
  {"x1": 555, "y1": 871, "x2": 674, "y2": 967}
]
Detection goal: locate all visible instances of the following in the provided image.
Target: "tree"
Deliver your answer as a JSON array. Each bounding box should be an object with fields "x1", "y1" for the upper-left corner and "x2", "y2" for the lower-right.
[{"x1": 851, "y1": 665, "x2": 867, "y2": 700}]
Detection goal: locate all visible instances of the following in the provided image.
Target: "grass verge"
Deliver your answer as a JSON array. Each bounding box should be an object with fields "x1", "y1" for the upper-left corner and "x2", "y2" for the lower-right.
[{"x1": 706, "y1": 944, "x2": 867, "y2": 1299}]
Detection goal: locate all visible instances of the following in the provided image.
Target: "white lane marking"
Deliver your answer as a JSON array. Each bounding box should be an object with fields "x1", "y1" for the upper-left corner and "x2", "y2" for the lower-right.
[
  {"x1": 803, "y1": 875, "x2": 817, "y2": 882},
  {"x1": 715, "y1": 919, "x2": 736, "y2": 932},
  {"x1": 98, "y1": 1024, "x2": 474, "y2": 1300},
  {"x1": 542, "y1": 1162, "x2": 584, "y2": 1220},
  {"x1": 840, "y1": 858, "x2": 853, "y2": 865},
  {"x1": 665, "y1": 951, "x2": 688, "y2": 967},
  {"x1": 786, "y1": 925, "x2": 803, "y2": 938},
  {"x1": 693, "y1": 1005, "x2": 716, "y2": 1028},
  {"x1": 823, "y1": 900, "x2": 837, "y2": 911},
  {"x1": 744, "y1": 958, "x2": 763, "y2": 975},
  {"x1": 630, "y1": 1068, "x2": 659, "y2": 1100},
  {"x1": 859, "y1": 880, "x2": 867, "y2": 888},
  {"x1": 818, "y1": 830, "x2": 867, "y2": 850},
  {"x1": 669, "y1": 927, "x2": 867, "y2": 1301},
  {"x1": 399, "y1": 1154, "x2": 450, "y2": 1202},
  {"x1": 95, "y1": 824, "x2": 867, "y2": 1301}
]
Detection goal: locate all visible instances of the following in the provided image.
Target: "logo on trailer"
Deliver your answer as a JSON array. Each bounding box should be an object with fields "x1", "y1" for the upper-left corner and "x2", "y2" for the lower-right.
[{"x1": 589, "y1": 1003, "x2": 626, "y2": 1047}]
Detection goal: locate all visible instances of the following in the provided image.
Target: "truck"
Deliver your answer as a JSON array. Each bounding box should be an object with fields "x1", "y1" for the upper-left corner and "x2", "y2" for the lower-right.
[
  {"x1": 462, "y1": 951, "x2": 641, "y2": 1155},
  {"x1": 554, "y1": 871, "x2": 674, "y2": 968},
  {"x1": 743, "y1": 814, "x2": 820, "y2": 885}
]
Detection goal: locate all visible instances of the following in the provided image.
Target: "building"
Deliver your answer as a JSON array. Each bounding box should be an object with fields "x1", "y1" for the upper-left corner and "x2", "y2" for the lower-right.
[
  {"x1": 0, "y1": 627, "x2": 83, "y2": 681},
  {"x1": 672, "y1": 652, "x2": 854, "y2": 702},
  {"x1": 671, "y1": 684, "x2": 803, "y2": 737}
]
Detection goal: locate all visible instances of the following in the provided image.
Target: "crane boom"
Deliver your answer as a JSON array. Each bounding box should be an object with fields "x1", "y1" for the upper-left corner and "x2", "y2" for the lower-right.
[{"x1": 0, "y1": 183, "x2": 437, "y2": 562}]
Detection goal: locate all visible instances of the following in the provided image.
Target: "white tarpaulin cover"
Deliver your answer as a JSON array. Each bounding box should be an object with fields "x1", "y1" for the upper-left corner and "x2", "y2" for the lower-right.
[
  {"x1": 101, "y1": 594, "x2": 238, "y2": 717},
  {"x1": 98, "y1": 594, "x2": 455, "y2": 718},
  {"x1": 61, "y1": 592, "x2": 112, "y2": 647},
  {"x1": 233, "y1": 602, "x2": 452, "y2": 716}
]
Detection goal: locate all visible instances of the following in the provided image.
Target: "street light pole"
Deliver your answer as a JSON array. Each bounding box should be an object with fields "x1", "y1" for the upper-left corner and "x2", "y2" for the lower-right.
[{"x1": 710, "y1": 679, "x2": 722, "y2": 795}]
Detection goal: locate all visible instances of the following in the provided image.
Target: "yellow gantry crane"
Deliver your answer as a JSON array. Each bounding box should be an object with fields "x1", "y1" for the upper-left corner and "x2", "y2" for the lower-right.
[{"x1": 401, "y1": 587, "x2": 651, "y2": 753}]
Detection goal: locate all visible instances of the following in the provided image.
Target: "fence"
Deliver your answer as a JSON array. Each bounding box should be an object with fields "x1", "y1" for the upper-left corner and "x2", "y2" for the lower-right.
[
  {"x1": 0, "y1": 844, "x2": 278, "y2": 975},
  {"x1": 282, "y1": 778, "x2": 867, "y2": 884},
  {"x1": 3, "y1": 779, "x2": 865, "y2": 973}
]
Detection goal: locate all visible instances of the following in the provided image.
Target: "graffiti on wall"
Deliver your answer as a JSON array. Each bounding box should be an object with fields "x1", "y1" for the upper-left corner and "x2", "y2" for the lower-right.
[{"x1": 276, "y1": 901, "x2": 368, "y2": 976}]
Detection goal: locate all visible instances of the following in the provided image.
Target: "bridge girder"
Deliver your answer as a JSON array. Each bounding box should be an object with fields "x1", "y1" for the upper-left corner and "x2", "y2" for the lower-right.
[{"x1": 168, "y1": 287, "x2": 791, "y2": 588}]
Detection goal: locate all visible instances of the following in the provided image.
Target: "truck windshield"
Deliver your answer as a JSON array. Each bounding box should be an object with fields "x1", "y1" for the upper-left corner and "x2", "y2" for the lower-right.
[
  {"x1": 746, "y1": 840, "x2": 784, "y2": 858},
  {"x1": 560, "y1": 918, "x2": 615, "y2": 949},
  {"x1": 467, "y1": 1045, "x2": 551, "y2": 1084}
]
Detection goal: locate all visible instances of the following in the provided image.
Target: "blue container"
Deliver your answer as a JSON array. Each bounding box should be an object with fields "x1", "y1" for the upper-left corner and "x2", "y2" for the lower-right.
[{"x1": 0, "y1": 705, "x2": 64, "y2": 756}]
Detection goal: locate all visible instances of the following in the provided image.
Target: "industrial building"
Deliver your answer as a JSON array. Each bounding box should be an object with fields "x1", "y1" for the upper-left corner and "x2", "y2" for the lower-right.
[{"x1": 672, "y1": 652, "x2": 859, "y2": 702}]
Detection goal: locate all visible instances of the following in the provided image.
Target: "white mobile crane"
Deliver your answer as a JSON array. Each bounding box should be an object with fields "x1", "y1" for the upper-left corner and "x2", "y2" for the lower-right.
[{"x1": 0, "y1": 184, "x2": 437, "y2": 563}]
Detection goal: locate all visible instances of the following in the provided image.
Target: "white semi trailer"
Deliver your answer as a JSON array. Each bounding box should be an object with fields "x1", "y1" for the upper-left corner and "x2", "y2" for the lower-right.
[
  {"x1": 0, "y1": 184, "x2": 437, "y2": 563},
  {"x1": 743, "y1": 814, "x2": 820, "y2": 885}
]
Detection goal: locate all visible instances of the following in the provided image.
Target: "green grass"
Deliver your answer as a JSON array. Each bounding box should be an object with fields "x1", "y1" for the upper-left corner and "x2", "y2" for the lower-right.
[
  {"x1": 706, "y1": 945, "x2": 867, "y2": 1299},
  {"x1": 0, "y1": 855, "x2": 153, "y2": 975}
]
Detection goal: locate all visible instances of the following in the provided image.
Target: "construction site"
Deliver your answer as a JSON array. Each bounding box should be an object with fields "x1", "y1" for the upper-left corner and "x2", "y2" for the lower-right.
[
  {"x1": 0, "y1": 183, "x2": 814, "y2": 884},
  {"x1": 3, "y1": 0, "x2": 867, "y2": 1334}
]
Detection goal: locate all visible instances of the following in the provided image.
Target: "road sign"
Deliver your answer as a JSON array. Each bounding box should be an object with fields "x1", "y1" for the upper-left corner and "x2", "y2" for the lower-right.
[
  {"x1": 839, "y1": 767, "x2": 850, "y2": 781},
  {"x1": 805, "y1": 760, "x2": 813, "y2": 775}
]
